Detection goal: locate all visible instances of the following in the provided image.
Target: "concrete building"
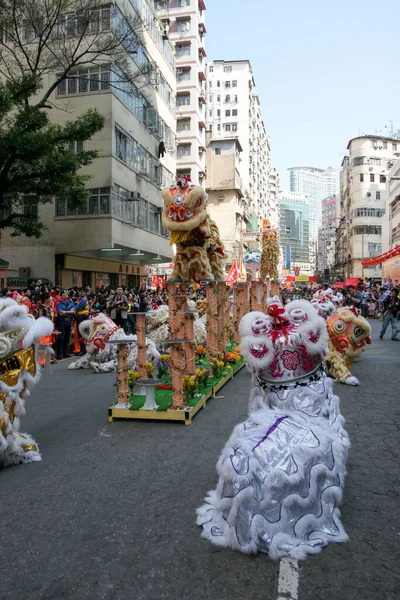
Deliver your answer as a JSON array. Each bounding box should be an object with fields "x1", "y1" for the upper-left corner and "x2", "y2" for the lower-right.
[
  {"x1": 335, "y1": 135, "x2": 400, "y2": 280},
  {"x1": 382, "y1": 158, "x2": 400, "y2": 252},
  {"x1": 279, "y1": 191, "x2": 310, "y2": 275},
  {"x1": 268, "y1": 167, "x2": 281, "y2": 229},
  {"x1": 288, "y1": 166, "x2": 337, "y2": 247},
  {"x1": 155, "y1": 0, "x2": 207, "y2": 185},
  {"x1": 316, "y1": 194, "x2": 340, "y2": 274},
  {"x1": 205, "y1": 132, "x2": 245, "y2": 264},
  {"x1": 1, "y1": 0, "x2": 177, "y2": 288},
  {"x1": 205, "y1": 60, "x2": 271, "y2": 231}
]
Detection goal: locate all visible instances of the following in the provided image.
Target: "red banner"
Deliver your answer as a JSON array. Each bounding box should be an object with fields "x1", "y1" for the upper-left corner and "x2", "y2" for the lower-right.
[{"x1": 226, "y1": 260, "x2": 240, "y2": 286}]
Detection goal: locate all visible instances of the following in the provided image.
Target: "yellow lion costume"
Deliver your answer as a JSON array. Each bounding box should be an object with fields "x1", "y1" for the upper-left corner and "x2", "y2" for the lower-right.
[
  {"x1": 162, "y1": 176, "x2": 225, "y2": 283},
  {"x1": 325, "y1": 307, "x2": 371, "y2": 385}
]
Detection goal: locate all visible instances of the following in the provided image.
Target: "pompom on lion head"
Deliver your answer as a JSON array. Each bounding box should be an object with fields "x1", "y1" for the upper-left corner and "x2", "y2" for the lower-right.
[{"x1": 162, "y1": 177, "x2": 208, "y2": 239}]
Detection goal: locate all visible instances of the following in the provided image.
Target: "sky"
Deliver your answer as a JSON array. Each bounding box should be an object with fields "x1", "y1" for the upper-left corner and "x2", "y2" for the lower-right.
[{"x1": 205, "y1": 0, "x2": 400, "y2": 189}]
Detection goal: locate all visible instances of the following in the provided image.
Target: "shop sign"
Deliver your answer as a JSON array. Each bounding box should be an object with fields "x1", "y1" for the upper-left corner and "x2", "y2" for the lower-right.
[
  {"x1": 119, "y1": 264, "x2": 141, "y2": 274},
  {"x1": 295, "y1": 276, "x2": 309, "y2": 282}
]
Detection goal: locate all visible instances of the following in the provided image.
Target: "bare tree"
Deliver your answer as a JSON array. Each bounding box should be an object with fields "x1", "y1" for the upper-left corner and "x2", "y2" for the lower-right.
[{"x1": 0, "y1": 0, "x2": 157, "y2": 106}]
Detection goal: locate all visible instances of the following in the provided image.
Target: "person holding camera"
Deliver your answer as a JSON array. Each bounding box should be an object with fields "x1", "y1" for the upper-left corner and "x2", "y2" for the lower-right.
[{"x1": 107, "y1": 286, "x2": 129, "y2": 333}]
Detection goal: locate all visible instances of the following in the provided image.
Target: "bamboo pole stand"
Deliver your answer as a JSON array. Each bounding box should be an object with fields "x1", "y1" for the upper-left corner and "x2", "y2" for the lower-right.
[
  {"x1": 206, "y1": 282, "x2": 219, "y2": 358},
  {"x1": 233, "y1": 282, "x2": 249, "y2": 344},
  {"x1": 136, "y1": 313, "x2": 147, "y2": 378},
  {"x1": 250, "y1": 281, "x2": 264, "y2": 312},
  {"x1": 217, "y1": 281, "x2": 227, "y2": 353}
]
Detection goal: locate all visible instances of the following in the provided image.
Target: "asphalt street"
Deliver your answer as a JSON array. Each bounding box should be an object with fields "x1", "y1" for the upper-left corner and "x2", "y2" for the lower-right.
[{"x1": 1, "y1": 319, "x2": 399, "y2": 600}]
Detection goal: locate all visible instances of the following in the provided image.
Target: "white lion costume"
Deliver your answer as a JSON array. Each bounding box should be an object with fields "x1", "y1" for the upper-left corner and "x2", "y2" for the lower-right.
[
  {"x1": 0, "y1": 298, "x2": 54, "y2": 466},
  {"x1": 197, "y1": 300, "x2": 350, "y2": 560},
  {"x1": 146, "y1": 302, "x2": 206, "y2": 350},
  {"x1": 68, "y1": 313, "x2": 160, "y2": 373}
]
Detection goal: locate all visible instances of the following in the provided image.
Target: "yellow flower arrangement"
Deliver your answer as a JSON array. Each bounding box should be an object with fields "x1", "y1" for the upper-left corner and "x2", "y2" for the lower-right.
[
  {"x1": 146, "y1": 362, "x2": 155, "y2": 377},
  {"x1": 128, "y1": 370, "x2": 141, "y2": 389},
  {"x1": 160, "y1": 354, "x2": 170, "y2": 363}
]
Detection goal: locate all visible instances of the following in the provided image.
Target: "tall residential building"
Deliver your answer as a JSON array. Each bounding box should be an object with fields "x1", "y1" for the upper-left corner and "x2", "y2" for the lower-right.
[
  {"x1": 1, "y1": 1, "x2": 177, "y2": 288},
  {"x1": 382, "y1": 158, "x2": 400, "y2": 252},
  {"x1": 155, "y1": 0, "x2": 207, "y2": 185},
  {"x1": 316, "y1": 194, "x2": 340, "y2": 273},
  {"x1": 335, "y1": 135, "x2": 399, "y2": 279},
  {"x1": 279, "y1": 191, "x2": 310, "y2": 274},
  {"x1": 205, "y1": 132, "x2": 245, "y2": 264},
  {"x1": 268, "y1": 167, "x2": 281, "y2": 229},
  {"x1": 205, "y1": 60, "x2": 271, "y2": 231},
  {"x1": 288, "y1": 166, "x2": 337, "y2": 245}
]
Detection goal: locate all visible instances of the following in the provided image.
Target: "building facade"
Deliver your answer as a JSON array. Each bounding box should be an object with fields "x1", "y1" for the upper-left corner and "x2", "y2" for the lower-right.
[
  {"x1": 205, "y1": 60, "x2": 271, "y2": 231},
  {"x1": 383, "y1": 157, "x2": 400, "y2": 252},
  {"x1": 205, "y1": 133, "x2": 245, "y2": 264},
  {"x1": 316, "y1": 194, "x2": 340, "y2": 273},
  {"x1": 279, "y1": 191, "x2": 310, "y2": 274},
  {"x1": 268, "y1": 167, "x2": 280, "y2": 229},
  {"x1": 288, "y1": 166, "x2": 337, "y2": 247},
  {"x1": 1, "y1": 0, "x2": 178, "y2": 288},
  {"x1": 155, "y1": 0, "x2": 207, "y2": 185},
  {"x1": 335, "y1": 136, "x2": 400, "y2": 280}
]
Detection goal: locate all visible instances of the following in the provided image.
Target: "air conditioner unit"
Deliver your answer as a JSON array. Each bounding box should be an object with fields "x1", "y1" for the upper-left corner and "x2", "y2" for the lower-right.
[
  {"x1": 18, "y1": 267, "x2": 31, "y2": 278},
  {"x1": 176, "y1": 69, "x2": 183, "y2": 75},
  {"x1": 128, "y1": 191, "x2": 141, "y2": 201},
  {"x1": 369, "y1": 167, "x2": 373, "y2": 171},
  {"x1": 218, "y1": 195, "x2": 225, "y2": 201},
  {"x1": 366, "y1": 192, "x2": 371, "y2": 197}
]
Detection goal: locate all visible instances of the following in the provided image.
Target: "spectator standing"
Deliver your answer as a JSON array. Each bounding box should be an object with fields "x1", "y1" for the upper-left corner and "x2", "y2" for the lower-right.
[
  {"x1": 108, "y1": 286, "x2": 129, "y2": 332},
  {"x1": 379, "y1": 288, "x2": 400, "y2": 341},
  {"x1": 345, "y1": 285, "x2": 362, "y2": 311},
  {"x1": 74, "y1": 289, "x2": 90, "y2": 354},
  {"x1": 56, "y1": 291, "x2": 75, "y2": 359}
]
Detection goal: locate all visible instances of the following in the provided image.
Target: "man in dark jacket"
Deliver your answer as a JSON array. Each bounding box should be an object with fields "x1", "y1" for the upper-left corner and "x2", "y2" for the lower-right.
[{"x1": 379, "y1": 288, "x2": 400, "y2": 341}]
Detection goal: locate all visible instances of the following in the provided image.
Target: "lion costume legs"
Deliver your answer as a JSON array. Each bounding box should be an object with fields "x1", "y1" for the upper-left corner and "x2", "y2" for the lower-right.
[{"x1": 171, "y1": 246, "x2": 213, "y2": 282}]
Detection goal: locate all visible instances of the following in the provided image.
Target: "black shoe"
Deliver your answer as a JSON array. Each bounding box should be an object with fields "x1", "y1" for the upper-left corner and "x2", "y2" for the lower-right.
[
  {"x1": 391, "y1": 337, "x2": 399, "y2": 341},
  {"x1": 379, "y1": 334, "x2": 383, "y2": 340},
  {"x1": 63, "y1": 354, "x2": 72, "y2": 358},
  {"x1": 56, "y1": 355, "x2": 63, "y2": 361}
]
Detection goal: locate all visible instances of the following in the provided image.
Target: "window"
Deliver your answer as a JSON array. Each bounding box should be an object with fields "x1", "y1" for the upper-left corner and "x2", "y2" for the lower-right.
[
  {"x1": 179, "y1": 0, "x2": 190, "y2": 6},
  {"x1": 69, "y1": 140, "x2": 84, "y2": 153},
  {"x1": 209, "y1": 109, "x2": 212, "y2": 117},
  {"x1": 370, "y1": 174, "x2": 375, "y2": 182},
  {"x1": 209, "y1": 95, "x2": 212, "y2": 102},
  {"x1": 176, "y1": 44, "x2": 190, "y2": 57},
  {"x1": 380, "y1": 175, "x2": 386, "y2": 183},
  {"x1": 56, "y1": 65, "x2": 111, "y2": 96},
  {"x1": 369, "y1": 157, "x2": 381, "y2": 166},
  {"x1": 217, "y1": 124, "x2": 220, "y2": 131},
  {"x1": 177, "y1": 119, "x2": 190, "y2": 132},
  {"x1": 352, "y1": 225, "x2": 382, "y2": 235},
  {"x1": 352, "y1": 156, "x2": 365, "y2": 166},
  {"x1": 217, "y1": 95, "x2": 220, "y2": 102},
  {"x1": 217, "y1": 109, "x2": 220, "y2": 117},
  {"x1": 214, "y1": 148, "x2": 221, "y2": 155},
  {"x1": 234, "y1": 95, "x2": 238, "y2": 102},
  {"x1": 225, "y1": 81, "x2": 231, "y2": 88},
  {"x1": 285, "y1": 226, "x2": 291, "y2": 234},
  {"x1": 177, "y1": 93, "x2": 190, "y2": 106},
  {"x1": 393, "y1": 143, "x2": 397, "y2": 151},
  {"x1": 232, "y1": 109, "x2": 237, "y2": 116},
  {"x1": 177, "y1": 68, "x2": 190, "y2": 81},
  {"x1": 177, "y1": 19, "x2": 190, "y2": 33},
  {"x1": 209, "y1": 66, "x2": 213, "y2": 72},
  {"x1": 382, "y1": 141, "x2": 388, "y2": 149},
  {"x1": 232, "y1": 80, "x2": 237, "y2": 87},
  {"x1": 232, "y1": 123, "x2": 238, "y2": 132},
  {"x1": 177, "y1": 144, "x2": 191, "y2": 158},
  {"x1": 360, "y1": 174, "x2": 364, "y2": 182},
  {"x1": 225, "y1": 95, "x2": 230, "y2": 102},
  {"x1": 376, "y1": 191, "x2": 381, "y2": 200},
  {"x1": 225, "y1": 110, "x2": 231, "y2": 117},
  {"x1": 223, "y1": 65, "x2": 232, "y2": 72},
  {"x1": 368, "y1": 242, "x2": 382, "y2": 256},
  {"x1": 209, "y1": 81, "x2": 212, "y2": 88},
  {"x1": 224, "y1": 124, "x2": 231, "y2": 132}
]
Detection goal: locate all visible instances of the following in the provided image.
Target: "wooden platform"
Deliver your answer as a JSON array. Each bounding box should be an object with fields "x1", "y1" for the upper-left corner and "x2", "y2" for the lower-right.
[{"x1": 108, "y1": 362, "x2": 245, "y2": 425}]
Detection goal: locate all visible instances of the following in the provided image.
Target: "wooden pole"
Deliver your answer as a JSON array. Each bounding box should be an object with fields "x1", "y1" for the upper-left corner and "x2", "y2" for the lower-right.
[
  {"x1": 250, "y1": 281, "x2": 263, "y2": 312},
  {"x1": 136, "y1": 313, "x2": 147, "y2": 379},
  {"x1": 217, "y1": 281, "x2": 227, "y2": 353},
  {"x1": 184, "y1": 312, "x2": 195, "y2": 375},
  {"x1": 206, "y1": 282, "x2": 218, "y2": 357},
  {"x1": 168, "y1": 282, "x2": 186, "y2": 410},
  {"x1": 117, "y1": 343, "x2": 129, "y2": 404}
]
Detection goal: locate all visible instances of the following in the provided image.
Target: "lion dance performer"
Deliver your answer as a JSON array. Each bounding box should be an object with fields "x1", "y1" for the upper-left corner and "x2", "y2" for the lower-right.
[
  {"x1": 197, "y1": 299, "x2": 350, "y2": 560},
  {"x1": 0, "y1": 298, "x2": 54, "y2": 466},
  {"x1": 325, "y1": 306, "x2": 371, "y2": 385},
  {"x1": 162, "y1": 176, "x2": 225, "y2": 283}
]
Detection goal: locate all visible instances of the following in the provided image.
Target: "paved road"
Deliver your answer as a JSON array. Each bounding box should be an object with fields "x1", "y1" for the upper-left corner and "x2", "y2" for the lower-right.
[{"x1": 1, "y1": 320, "x2": 399, "y2": 600}]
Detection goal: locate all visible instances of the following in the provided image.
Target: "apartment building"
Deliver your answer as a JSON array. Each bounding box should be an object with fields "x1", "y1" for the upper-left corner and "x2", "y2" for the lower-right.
[
  {"x1": 155, "y1": 0, "x2": 207, "y2": 185},
  {"x1": 205, "y1": 132, "x2": 245, "y2": 264},
  {"x1": 205, "y1": 60, "x2": 271, "y2": 232},
  {"x1": 1, "y1": 1, "x2": 177, "y2": 289},
  {"x1": 382, "y1": 158, "x2": 400, "y2": 251},
  {"x1": 316, "y1": 194, "x2": 339, "y2": 273},
  {"x1": 288, "y1": 166, "x2": 337, "y2": 245},
  {"x1": 279, "y1": 191, "x2": 310, "y2": 275},
  {"x1": 268, "y1": 167, "x2": 280, "y2": 229},
  {"x1": 335, "y1": 135, "x2": 400, "y2": 279}
]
